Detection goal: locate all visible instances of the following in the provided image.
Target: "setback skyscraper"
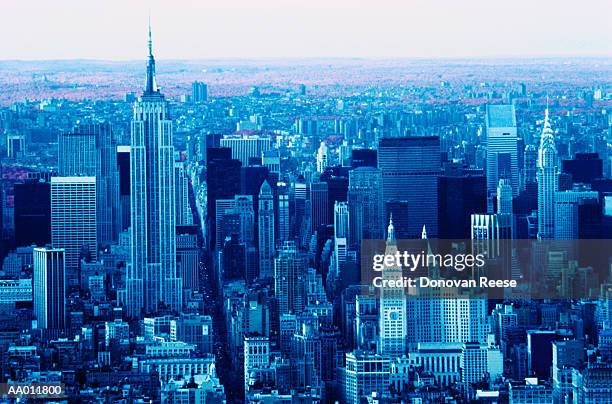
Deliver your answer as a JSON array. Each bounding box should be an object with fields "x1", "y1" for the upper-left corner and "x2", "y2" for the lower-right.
[
  {"x1": 537, "y1": 108, "x2": 558, "y2": 240},
  {"x1": 127, "y1": 25, "x2": 182, "y2": 316}
]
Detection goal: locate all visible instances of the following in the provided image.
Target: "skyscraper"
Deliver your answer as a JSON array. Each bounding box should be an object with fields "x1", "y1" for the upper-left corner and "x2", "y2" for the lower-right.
[
  {"x1": 59, "y1": 124, "x2": 120, "y2": 245},
  {"x1": 316, "y1": 141, "x2": 329, "y2": 173},
  {"x1": 274, "y1": 241, "x2": 307, "y2": 316},
  {"x1": 174, "y1": 162, "x2": 192, "y2": 226},
  {"x1": 486, "y1": 105, "x2": 519, "y2": 198},
  {"x1": 14, "y1": 180, "x2": 51, "y2": 248},
  {"x1": 378, "y1": 217, "x2": 407, "y2": 357},
  {"x1": 33, "y1": 247, "x2": 66, "y2": 332},
  {"x1": 310, "y1": 182, "x2": 329, "y2": 230},
  {"x1": 348, "y1": 167, "x2": 384, "y2": 246},
  {"x1": 258, "y1": 180, "x2": 275, "y2": 279},
  {"x1": 378, "y1": 137, "x2": 440, "y2": 238},
  {"x1": 554, "y1": 186, "x2": 598, "y2": 240},
  {"x1": 127, "y1": 25, "x2": 182, "y2": 316},
  {"x1": 497, "y1": 178, "x2": 513, "y2": 215},
  {"x1": 537, "y1": 108, "x2": 558, "y2": 240},
  {"x1": 191, "y1": 81, "x2": 208, "y2": 103},
  {"x1": 333, "y1": 201, "x2": 349, "y2": 276},
  {"x1": 51, "y1": 176, "x2": 97, "y2": 287}
]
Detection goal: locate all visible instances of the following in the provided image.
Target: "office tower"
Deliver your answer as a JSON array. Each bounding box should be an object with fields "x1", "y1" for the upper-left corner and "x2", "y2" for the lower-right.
[
  {"x1": 206, "y1": 148, "x2": 241, "y2": 250},
  {"x1": 310, "y1": 182, "x2": 329, "y2": 230},
  {"x1": 322, "y1": 172, "x2": 348, "y2": 218},
  {"x1": 176, "y1": 225, "x2": 199, "y2": 293},
  {"x1": 378, "y1": 218, "x2": 407, "y2": 357},
  {"x1": 220, "y1": 135, "x2": 272, "y2": 166},
  {"x1": 127, "y1": 26, "x2": 182, "y2": 316},
  {"x1": 293, "y1": 181, "x2": 308, "y2": 239},
  {"x1": 497, "y1": 178, "x2": 513, "y2": 215},
  {"x1": 216, "y1": 195, "x2": 254, "y2": 250},
  {"x1": 33, "y1": 247, "x2": 66, "y2": 331},
  {"x1": 244, "y1": 335, "x2": 270, "y2": 392},
  {"x1": 348, "y1": 167, "x2": 383, "y2": 246},
  {"x1": 117, "y1": 145, "x2": 131, "y2": 231},
  {"x1": 14, "y1": 180, "x2": 51, "y2": 247},
  {"x1": 333, "y1": 201, "x2": 349, "y2": 276},
  {"x1": 351, "y1": 149, "x2": 377, "y2": 169},
  {"x1": 316, "y1": 141, "x2": 329, "y2": 173},
  {"x1": 274, "y1": 241, "x2": 307, "y2": 316},
  {"x1": 278, "y1": 189, "x2": 290, "y2": 243},
  {"x1": 174, "y1": 162, "x2": 192, "y2": 226},
  {"x1": 92, "y1": 124, "x2": 121, "y2": 245},
  {"x1": 378, "y1": 137, "x2": 440, "y2": 238},
  {"x1": 219, "y1": 235, "x2": 248, "y2": 282},
  {"x1": 258, "y1": 180, "x2": 275, "y2": 279},
  {"x1": 554, "y1": 186, "x2": 598, "y2": 239},
  {"x1": 438, "y1": 165, "x2": 487, "y2": 239},
  {"x1": 537, "y1": 109, "x2": 558, "y2": 240},
  {"x1": 291, "y1": 321, "x2": 322, "y2": 391},
  {"x1": 58, "y1": 130, "x2": 96, "y2": 176},
  {"x1": 59, "y1": 124, "x2": 120, "y2": 245},
  {"x1": 240, "y1": 166, "x2": 274, "y2": 229},
  {"x1": 191, "y1": 81, "x2": 208, "y2": 103},
  {"x1": 334, "y1": 201, "x2": 349, "y2": 240},
  {"x1": 51, "y1": 176, "x2": 97, "y2": 287},
  {"x1": 527, "y1": 330, "x2": 557, "y2": 380},
  {"x1": 343, "y1": 351, "x2": 390, "y2": 404},
  {"x1": 486, "y1": 105, "x2": 519, "y2": 198},
  {"x1": 523, "y1": 144, "x2": 538, "y2": 188},
  {"x1": 562, "y1": 153, "x2": 603, "y2": 185}
]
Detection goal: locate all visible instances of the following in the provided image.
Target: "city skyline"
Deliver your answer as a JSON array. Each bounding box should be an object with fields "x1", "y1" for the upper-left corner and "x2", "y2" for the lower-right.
[
  {"x1": 1, "y1": 5, "x2": 612, "y2": 403},
  {"x1": 1, "y1": 0, "x2": 611, "y2": 60}
]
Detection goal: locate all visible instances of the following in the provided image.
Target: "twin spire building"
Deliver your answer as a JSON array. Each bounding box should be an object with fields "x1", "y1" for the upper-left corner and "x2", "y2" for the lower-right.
[{"x1": 126, "y1": 25, "x2": 182, "y2": 316}]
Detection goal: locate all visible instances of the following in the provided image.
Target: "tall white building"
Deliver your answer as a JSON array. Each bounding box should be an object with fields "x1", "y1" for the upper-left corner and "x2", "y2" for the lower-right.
[
  {"x1": 333, "y1": 201, "x2": 349, "y2": 276},
  {"x1": 33, "y1": 247, "x2": 66, "y2": 331},
  {"x1": 51, "y1": 176, "x2": 97, "y2": 287},
  {"x1": 316, "y1": 141, "x2": 329, "y2": 173},
  {"x1": 379, "y1": 217, "x2": 407, "y2": 358},
  {"x1": 486, "y1": 105, "x2": 519, "y2": 198},
  {"x1": 127, "y1": 25, "x2": 182, "y2": 316},
  {"x1": 343, "y1": 351, "x2": 390, "y2": 404},
  {"x1": 537, "y1": 108, "x2": 558, "y2": 240},
  {"x1": 258, "y1": 180, "x2": 275, "y2": 279}
]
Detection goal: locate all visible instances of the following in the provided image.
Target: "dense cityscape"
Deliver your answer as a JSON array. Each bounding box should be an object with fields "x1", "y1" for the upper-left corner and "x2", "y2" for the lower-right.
[{"x1": 1, "y1": 22, "x2": 612, "y2": 403}]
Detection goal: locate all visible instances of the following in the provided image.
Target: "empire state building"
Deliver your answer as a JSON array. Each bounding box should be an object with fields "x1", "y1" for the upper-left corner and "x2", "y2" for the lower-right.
[{"x1": 126, "y1": 25, "x2": 182, "y2": 316}]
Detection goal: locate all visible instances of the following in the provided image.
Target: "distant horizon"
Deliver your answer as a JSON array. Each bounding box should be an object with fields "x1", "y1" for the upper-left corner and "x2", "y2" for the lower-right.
[
  {"x1": 3, "y1": 0, "x2": 610, "y2": 60},
  {"x1": 1, "y1": 55, "x2": 611, "y2": 63}
]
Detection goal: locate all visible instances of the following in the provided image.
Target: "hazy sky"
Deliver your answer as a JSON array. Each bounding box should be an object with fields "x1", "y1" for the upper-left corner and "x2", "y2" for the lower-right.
[{"x1": 2, "y1": 0, "x2": 611, "y2": 60}]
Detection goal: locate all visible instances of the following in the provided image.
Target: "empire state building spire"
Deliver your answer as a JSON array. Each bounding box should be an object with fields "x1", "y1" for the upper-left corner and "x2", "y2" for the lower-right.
[{"x1": 145, "y1": 19, "x2": 158, "y2": 94}]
